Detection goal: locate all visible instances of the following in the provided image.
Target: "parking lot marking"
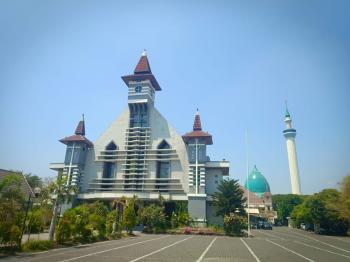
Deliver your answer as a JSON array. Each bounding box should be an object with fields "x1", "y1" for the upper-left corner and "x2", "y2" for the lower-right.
[
  {"x1": 287, "y1": 231, "x2": 350, "y2": 254},
  {"x1": 240, "y1": 238, "x2": 261, "y2": 262},
  {"x1": 128, "y1": 236, "x2": 193, "y2": 262},
  {"x1": 22, "y1": 236, "x2": 141, "y2": 262},
  {"x1": 324, "y1": 235, "x2": 350, "y2": 243},
  {"x1": 255, "y1": 230, "x2": 285, "y2": 240},
  {"x1": 196, "y1": 237, "x2": 217, "y2": 262},
  {"x1": 265, "y1": 239, "x2": 315, "y2": 262},
  {"x1": 57, "y1": 235, "x2": 170, "y2": 262},
  {"x1": 293, "y1": 240, "x2": 350, "y2": 259}
]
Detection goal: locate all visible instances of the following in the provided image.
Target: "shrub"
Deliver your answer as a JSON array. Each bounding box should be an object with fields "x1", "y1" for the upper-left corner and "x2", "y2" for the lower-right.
[
  {"x1": 22, "y1": 240, "x2": 54, "y2": 252},
  {"x1": 139, "y1": 204, "x2": 166, "y2": 233},
  {"x1": 171, "y1": 211, "x2": 190, "y2": 229},
  {"x1": 106, "y1": 210, "x2": 122, "y2": 238},
  {"x1": 27, "y1": 209, "x2": 44, "y2": 233},
  {"x1": 122, "y1": 201, "x2": 137, "y2": 234},
  {"x1": 55, "y1": 217, "x2": 72, "y2": 244},
  {"x1": 224, "y1": 213, "x2": 247, "y2": 236}
]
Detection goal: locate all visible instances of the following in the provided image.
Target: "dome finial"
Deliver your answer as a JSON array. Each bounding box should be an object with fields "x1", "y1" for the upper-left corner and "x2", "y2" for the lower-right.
[{"x1": 141, "y1": 49, "x2": 147, "y2": 56}]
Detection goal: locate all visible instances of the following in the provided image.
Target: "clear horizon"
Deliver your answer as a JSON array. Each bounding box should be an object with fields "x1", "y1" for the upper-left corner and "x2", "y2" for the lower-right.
[{"x1": 1, "y1": 0, "x2": 349, "y2": 195}]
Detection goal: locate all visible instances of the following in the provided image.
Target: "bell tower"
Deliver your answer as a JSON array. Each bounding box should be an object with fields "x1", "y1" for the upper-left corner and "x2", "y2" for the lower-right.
[{"x1": 120, "y1": 50, "x2": 162, "y2": 191}]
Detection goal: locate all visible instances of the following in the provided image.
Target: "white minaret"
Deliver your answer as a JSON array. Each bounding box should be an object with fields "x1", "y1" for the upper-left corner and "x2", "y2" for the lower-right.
[{"x1": 283, "y1": 106, "x2": 302, "y2": 195}]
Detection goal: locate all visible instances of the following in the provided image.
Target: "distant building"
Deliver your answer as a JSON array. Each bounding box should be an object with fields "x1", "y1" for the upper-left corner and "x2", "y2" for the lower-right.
[
  {"x1": 244, "y1": 165, "x2": 276, "y2": 222},
  {"x1": 50, "y1": 51, "x2": 229, "y2": 224}
]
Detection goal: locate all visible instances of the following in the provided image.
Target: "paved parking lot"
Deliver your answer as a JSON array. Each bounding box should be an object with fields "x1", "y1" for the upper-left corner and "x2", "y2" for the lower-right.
[{"x1": 4, "y1": 227, "x2": 350, "y2": 262}]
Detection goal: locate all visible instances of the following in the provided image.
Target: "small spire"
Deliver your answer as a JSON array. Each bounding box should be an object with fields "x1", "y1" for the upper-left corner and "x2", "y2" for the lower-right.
[
  {"x1": 141, "y1": 49, "x2": 147, "y2": 56},
  {"x1": 285, "y1": 101, "x2": 291, "y2": 118},
  {"x1": 75, "y1": 115, "x2": 85, "y2": 136},
  {"x1": 193, "y1": 110, "x2": 202, "y2": 131}
]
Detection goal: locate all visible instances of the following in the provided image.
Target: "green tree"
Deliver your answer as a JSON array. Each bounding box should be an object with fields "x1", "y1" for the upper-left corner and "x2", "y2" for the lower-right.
[
  {"x1": 0, "y1": 173, "x2": 25, "y2": 248},
  {"x1": 24, "y1": 173, "x2": 42, "y2": 189},
  {"x1": 212, "y1": 179, "x2": 246, "y2": 216},
  {"x1": 339, "y1": 175, "x2": 350, "y2": 222},
  {"x1": 122, "y1": 200, "x2": 137, "y2": 234},
  {"x1": 291, "y1": 189, "x2": 349, "y2": 235},
  {"x1": 272, "y1": 194, "x2": 305, "y2": 225}
]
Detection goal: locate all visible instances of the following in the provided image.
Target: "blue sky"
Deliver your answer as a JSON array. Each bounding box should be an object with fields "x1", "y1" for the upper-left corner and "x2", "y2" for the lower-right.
[{"x1": 1, "y1": 0, "x2": 349, "y2": 194}]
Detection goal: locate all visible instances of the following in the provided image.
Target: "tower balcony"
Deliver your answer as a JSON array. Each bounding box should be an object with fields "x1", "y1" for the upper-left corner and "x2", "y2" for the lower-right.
[{"x1": 283, "y1": 128, "x2": 297, "y2": 138}]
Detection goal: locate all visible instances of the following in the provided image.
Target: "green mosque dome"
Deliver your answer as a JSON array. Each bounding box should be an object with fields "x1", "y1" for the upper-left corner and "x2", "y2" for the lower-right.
[{"x1": 244, "y1": 165, "x2": 271, "y2": 198}]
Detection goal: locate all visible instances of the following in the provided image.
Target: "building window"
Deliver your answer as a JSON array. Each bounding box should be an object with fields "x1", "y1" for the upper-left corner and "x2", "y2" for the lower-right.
[
  {"x1": 102, "y1": 142, "x2": 118, "y2": 187},
  {"x1": 156, "y1": 140, "x2": 171, "y2": 190},
  {"x1": 157, "y1": 161, "x2": 170, "y2": 179}
]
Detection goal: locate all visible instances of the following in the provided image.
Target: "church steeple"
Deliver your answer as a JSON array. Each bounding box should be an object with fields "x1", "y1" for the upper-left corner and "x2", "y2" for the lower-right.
[
  {"x1": 134, "y1": 50, "x2": 152, "y2": 74},
  {"x1": 182, "y1": 110, "x2": 213, "y2": 145},
  {"x1": 60, "y1": 115, "x2": 92, "y2": 146},
  {"x1": 121, "y1": 50, "x2": 161, "y2": 91},
  {"x1": 74, "y1": 114, "x2": 85, "y2": 136},
  {"x1": 193, "y1": 109, "x2": 202, "y2": 131}
]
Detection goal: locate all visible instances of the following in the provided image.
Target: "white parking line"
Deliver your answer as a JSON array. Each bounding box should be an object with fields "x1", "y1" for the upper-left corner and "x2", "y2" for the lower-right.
[
  {"x1": 287, "y1": 231, "x2": 350, "y2": 254},
  {"x1": 293, "y1": 240, "x2": 350, "y2": 259},
  {"x1": 22, "y1": 236, "x2": 140, "y2": 262},
  {"x1": 265, "y1": 239, "x2": 315, "y2": 262},
  {"x1": 196, "y1": 237, "x2": 217, "y2": 262},
  {"x1": 128, "y1": 236, "x2": 193, "y2": 262},
  {"x1": 324, "y1": 235, "x2": 350, "y2": 243},
  {"x1": 57, "y1": 235, "x2": 170, "y2": 262},
  {"x1": 240, "y1": 238, "x2": 261, "y2": 262},
  {"x1": 255, "y1": 230, "x2": 286, "y2": 240}
]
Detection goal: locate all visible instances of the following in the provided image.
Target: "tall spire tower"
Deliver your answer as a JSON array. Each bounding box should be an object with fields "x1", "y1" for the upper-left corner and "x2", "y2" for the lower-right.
[{"x1": 283, "y1": 105, "x2": 302, "y2": 195}]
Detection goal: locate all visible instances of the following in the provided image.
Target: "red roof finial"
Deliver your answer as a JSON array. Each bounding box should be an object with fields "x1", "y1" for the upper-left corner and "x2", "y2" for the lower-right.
[
  {"x1": 134, "y1": 49, "x2": 152, "y2": 74},
  {"x1": 193, "y1": 109, "x2": 202, "y2": 131},
  {"x1": 75, "y1": 114, "x2": 85, "y2": 136}
]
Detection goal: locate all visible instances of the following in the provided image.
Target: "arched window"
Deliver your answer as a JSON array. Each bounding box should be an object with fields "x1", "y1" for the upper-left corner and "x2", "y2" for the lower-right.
[
  {"x1": 157, "y1": 140, "x2": 170, "y2": 180},
  {"x1": 102, "y1": 141, "x2": 118, "y2": 184},
  {"x1": 106, "y1": 141, "x2": 117, "y2": 150},
  {"x1": 157, "y1": 140, "x2": 170, "y2": 150}
]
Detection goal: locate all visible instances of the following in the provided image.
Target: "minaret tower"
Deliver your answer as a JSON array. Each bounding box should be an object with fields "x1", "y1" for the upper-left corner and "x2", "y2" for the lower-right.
[{"x1": 283, "y1": 106, "x2": 301, "y2": 195}]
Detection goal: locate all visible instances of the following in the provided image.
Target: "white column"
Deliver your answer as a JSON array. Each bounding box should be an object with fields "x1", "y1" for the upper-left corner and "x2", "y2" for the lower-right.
[
  {"x1": 67, "y1": 143, "x2": 76, "y2": 186},
  {"x1": 286, "y1": 137, "x2": 301, "y2": 194}
]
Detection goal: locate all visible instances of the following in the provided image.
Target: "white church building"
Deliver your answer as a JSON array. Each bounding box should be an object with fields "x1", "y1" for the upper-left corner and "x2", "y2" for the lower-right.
[{"x1": 50, "y1": 51, "x2": 230, "y2": 224}]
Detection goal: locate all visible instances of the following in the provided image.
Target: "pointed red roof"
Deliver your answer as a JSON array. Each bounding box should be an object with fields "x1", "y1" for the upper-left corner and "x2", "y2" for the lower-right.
[
  {"x1": 75, "y1": 115, "x2": 85, "y2": 135},
  {"x1": 60, "y1": 115, "x2": 93, "y2": 147},
  {"x1": 134, "y1": 52, "x2": 152, "y2": 74},
  {"x1": 121, "y1": 50, "x2": 161, "y2": 91},
  {"x1": 182, "y1": 111, "x2": 213, "y2": 145},
  {"x1": 193, "y1": 111, "x2": 202, "y2": 131}
]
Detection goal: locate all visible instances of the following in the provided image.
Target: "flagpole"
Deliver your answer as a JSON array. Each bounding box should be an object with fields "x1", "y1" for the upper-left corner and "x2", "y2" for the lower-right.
[{"x1": 246, "y1": 130, "x2": 250, "y2": 237}]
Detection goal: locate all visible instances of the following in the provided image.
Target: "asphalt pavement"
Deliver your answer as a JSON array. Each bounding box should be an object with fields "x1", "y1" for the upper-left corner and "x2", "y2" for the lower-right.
[{"x1": 3, "y1": 227, "x2": 350, "y2": 262}]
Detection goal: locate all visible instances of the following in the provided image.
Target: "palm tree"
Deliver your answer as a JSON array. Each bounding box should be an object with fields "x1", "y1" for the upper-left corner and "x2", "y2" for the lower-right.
[
  {"x1": 48, "y1": 172, "x2": 77, "y2": 241},
  {"x1": 212, "y1": 179, "x2": 246, "y2": 216}
]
